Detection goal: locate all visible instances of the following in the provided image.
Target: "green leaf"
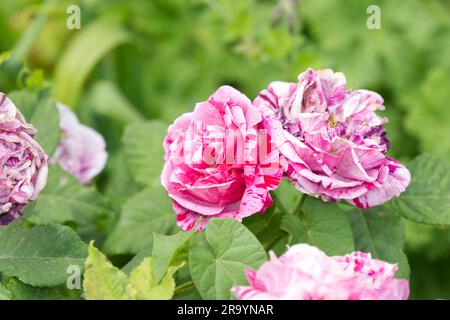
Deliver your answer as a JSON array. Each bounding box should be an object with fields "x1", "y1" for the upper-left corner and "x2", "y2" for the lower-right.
[
  {"x1": 243, "y1": 209, "x2": 287, "y2": 255},
  {"x1": 391, "y1": 154, "x2": 450, "y2": 226},
  {"x1": 22, "y1": 69, "x2": 45, "y2": 89},
  {"x1": 5, "y1": 278, "x2": 80, "y2": 300},
  {"x1": 189, "y1": 218, "x2": 267, "y2": 300},
  {"x1": 242, "y1": 180, "x2": 301, "y2": 255},
  {"x1": 273, "y1": 179, "x2": 302, "y2": 214},
  {"x1": 128, "y1": 257, "x2": 183, "y2": 300},
  {"x1": 83, "y1": 242, "x2": 136, "y2": 300},
  {"x1": 123, "y1": 121, "x2": 168, "y2": 187},
  {"x1": 103, "y1": 186, "x2": 177, "y2": 255},
  {"x1": 121, "y1": 246, "x2": 153, "y2": 276},
  {"x1": 0, "y1": 283, "x2": 11, "y2": 300},
  {"x1": 152, "y1": 232, "x2": 192, "y2": 283},
  {"x1": 8, "y1": 90, "x2": 60, "y2": 155},
  {"x1": 27, "y1": 165, "x2": 114, "y2": 224},
  {"x1": 346, "y1": 206, "x2": 410, "y2": 279},
  {"x1": 280, "y1": 197, "x2": 355, "y2": 256},
  {"x1": 27, "y1": 166, "x2": 116, "y2": 243},
  {"x1": 280, "y1": 215, "x2": 306, "y2": 242},
  {"x1": 100, "y1": 151, "x2": 142, "y2": 212},
  {"x1": 84, "y1": 243, "x2": 183, "y2": 300},
  {"x1": 0, "y1": 223, "x2": 88, "y2": 286},
  {"x1": 54, "y1": 19, "x2": 131, "y2": 106}
]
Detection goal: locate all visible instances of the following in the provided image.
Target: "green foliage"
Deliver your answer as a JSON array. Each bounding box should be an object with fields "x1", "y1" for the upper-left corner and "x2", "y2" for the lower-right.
[
  {"x1": 243, "y1": 206, "x2": 287, "y2": 255},
  {"x1": 54, "y1": 19, "x2": 131, "y2": 106},
  {"x1": 189, "y1": 218, "x2": 267, "y2": 300},
  {"x1": 98, "y1": 152, "x2": 142, "y2": 211},
  {"x1": 273, "y1": 179, "x2": 303, "y2": 214},
  {"x1": 5, "y1": 278, "x2": 81, "y2": 300},
  {"x1": 0, "y1": 283, "x2": 11, "y2": 300},
  {"x1": 121, "y1": 246, "x2": 153, "y2": 276},
  {"x1": 281, "y1": 197, "x2": 355, "y2": 256},
  {"x1": 152, "y1": 232, "x2": 192, "y2": 283},
  {"x1": 84, "y1": 81, "x2": 144, "y2": 128},
  {"x1": 242, "y1": 173, "x2": 299, "y2": 256},
  {"x1": 0, "y1": 223, "x2": 88, "y2": 286},
  {"x1": 300, "y1": 0, "x2": 435, "y2": 91},
  {"x1": 391, "y1": 155, "x2": 450, "y2": 226},
  {"x1": 84, "y1": 242, "x2": 181, "y2": 300},
  {"x1": 123, "y1": 121, "x2": 168, "y2": 187},
  {"x1": 128, "y1": 257, "x2": 183, "y2": 300},
  {"x1": 404, "y1": 68, "x2": 450, "y2": 160},
  {"x1": 27, "y1": 165, "x2": 116, "y2": 244},
  {"x1": 27, "y1": 165, "x2": 114, "y2": 225},
  {"x1": 346, "y1": 207, "x2": 410, "y2": 279},
  {"x1": 84, "y1": 242, "x2": 136, "y2": 300},
  {"x1": 103, "y1": 186, "x2": 177, "y2": 255},
  {"x1": 0, "y1": 54, "x2": 39, "y2": 92}
]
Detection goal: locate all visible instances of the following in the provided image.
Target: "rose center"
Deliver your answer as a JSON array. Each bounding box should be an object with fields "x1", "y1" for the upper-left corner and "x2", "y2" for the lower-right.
[{"x1": 6, "y1": 157, "x2": 19, "y2": 167}]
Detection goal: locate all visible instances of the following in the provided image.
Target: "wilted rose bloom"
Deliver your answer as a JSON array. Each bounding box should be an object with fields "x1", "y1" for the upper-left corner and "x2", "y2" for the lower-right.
[
  {"x1": 232, "y1": 244, "x2": 409, "y2": 300},
  {"x1": 161, "y1": 86, "x2": 283, "y2": 231},
  {"x1": 51, "y1": 104, "x2": 107, "y2": 184},
  {"x1": 0, "y1": 93, "x2": 48, "y2": 225},
  {"x1": 254, "y1": 68, "x2": 410, "y2": 208}
]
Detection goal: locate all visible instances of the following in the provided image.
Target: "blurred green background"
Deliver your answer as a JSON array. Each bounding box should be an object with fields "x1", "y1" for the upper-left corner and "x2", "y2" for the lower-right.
[{"x1": 0, "y1": 0, "x2": 449, "y2": 299}]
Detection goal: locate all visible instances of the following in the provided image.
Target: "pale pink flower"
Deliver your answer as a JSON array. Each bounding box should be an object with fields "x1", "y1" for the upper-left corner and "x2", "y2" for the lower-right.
[
  {"x1": 232, "y1": 244, "x2": 409, "y2": 300},
  {"x1": 0, "y1": 93, "x2": 48, "y2": 225},
  {"x1": 254, "y1": 68, "x2": 410, "y2": 208},
  {"x1": 161, "y1": 86, "x2": 283, "y2": 231},
  {"x1": 52, "y1": 104, "x2": 107, "y2": 184}
]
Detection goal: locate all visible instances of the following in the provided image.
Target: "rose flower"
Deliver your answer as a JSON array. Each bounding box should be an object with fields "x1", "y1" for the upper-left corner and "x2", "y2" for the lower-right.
[
  {"x1": 254, "y1": 68, "x2": 410, "y2": 208},
  {"x1": 161, "y1": 86, "x2": 283, "y2": 231},
  {"x1": 232, "y1": 244, "x2": 409, "y2": 300},
  {"x1": 51, "y1": 104, "x2": 107, "y2": 184},
  {"x1": 0, "y1": 93, "x2": 48, "y2": 225}
]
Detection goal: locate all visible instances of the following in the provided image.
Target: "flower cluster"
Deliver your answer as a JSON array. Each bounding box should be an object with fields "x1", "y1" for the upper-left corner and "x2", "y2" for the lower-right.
[
  {"x1": 162, "y1": 68, "x2": 410, "y2": 231},
  {"x1": 0, "y1": 93, "x2": 48, "y2": 225},
  {"x1": 232, "y1": 244, "x2": 409, "y2": 300}
]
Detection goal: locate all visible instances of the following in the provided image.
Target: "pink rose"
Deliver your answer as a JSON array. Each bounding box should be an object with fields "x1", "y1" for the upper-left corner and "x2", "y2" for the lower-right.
[
  {"x1": 232, "y1": 244, "x2": 409, "y2": 300},
  {"x1": 51, "y1": 104, "x2": 107, "y2": 184},
  {"x1": 161, "y1": 86, "x2": 283, "y2": 231},
  {"x1": 0, "y1": 93, "x2": 48, "y2": 225},
  {"x1": 254, "y1": 68, "x2": 410, "y2": 208}
]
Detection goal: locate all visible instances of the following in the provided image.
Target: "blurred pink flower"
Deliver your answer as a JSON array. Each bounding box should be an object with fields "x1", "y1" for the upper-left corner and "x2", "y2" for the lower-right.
[
  {"x1": 52, "y1": 104, "x2": 107, "y2": 184},
  {"x1": 0, "y1": 93, "x2": 48, "y2": 225},
  {"x1": 232, "y1": 244, "x2": 409, "y2": 300},
  {"x1": 161, "y1": 86, "x2": 283, "y2": 231},
  {"x1": 254, "y1": 68, "x2": 410, "y2": 208}
]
